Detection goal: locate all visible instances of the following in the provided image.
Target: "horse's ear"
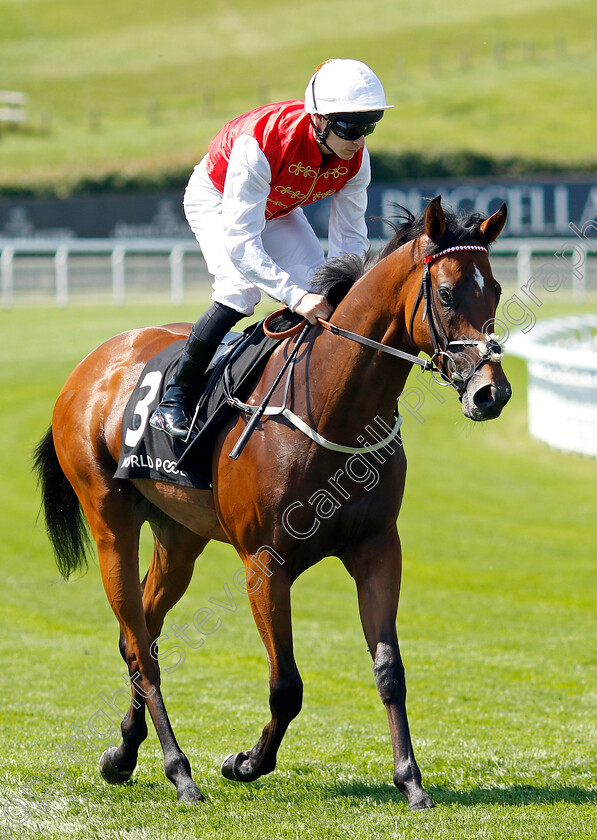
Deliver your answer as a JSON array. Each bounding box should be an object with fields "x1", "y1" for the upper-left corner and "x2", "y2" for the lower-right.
[
  {"x1": 425, "y1": 195, "x2": 446, "y2": 242},
  {"x1": 479, "y1": 203, "x2": 508, "y2": 244}
]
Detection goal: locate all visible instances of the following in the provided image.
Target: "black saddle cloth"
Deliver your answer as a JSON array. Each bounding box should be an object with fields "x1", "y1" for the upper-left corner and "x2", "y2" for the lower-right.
[{"x1": 114, "y1": 317, "x2": 292, "y2": 489}]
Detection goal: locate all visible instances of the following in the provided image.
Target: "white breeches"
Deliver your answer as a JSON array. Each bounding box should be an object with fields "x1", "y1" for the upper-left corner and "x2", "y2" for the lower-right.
[{"x1": 183, "y1": 158, "x2": 325, "y2": 315}]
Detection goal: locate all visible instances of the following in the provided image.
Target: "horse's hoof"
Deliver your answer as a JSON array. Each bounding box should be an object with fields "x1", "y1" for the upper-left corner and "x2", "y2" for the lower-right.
[
  {"x1": 221, "y1": 753, "x2": 239, "y2": 781},
  {"x1": 177, "y1": 782, "x2": 206, "y2": 803},
  {"x1": 221, "y1": 751, "x2": 264, "y2": 783},
  {"x1": 99, "y1": 747, "x2": 134, "y2": 785},
  {"x1": 408, "y1": 792, "x2": 436, "y2": 811}
]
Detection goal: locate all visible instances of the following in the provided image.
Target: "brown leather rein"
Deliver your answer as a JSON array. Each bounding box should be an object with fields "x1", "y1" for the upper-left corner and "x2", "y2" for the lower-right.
[{"x1": 263, "y1": 310, "x2": 434, "y2": 371}]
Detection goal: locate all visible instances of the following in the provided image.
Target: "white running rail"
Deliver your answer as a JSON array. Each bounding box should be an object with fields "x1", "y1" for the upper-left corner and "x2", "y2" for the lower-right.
[
  {"x1": 509, "y1": 316, "x2": 597, "y2": 458},
  {"x1": 1, "y1": 237, "x2": 595, "y2": 308}
]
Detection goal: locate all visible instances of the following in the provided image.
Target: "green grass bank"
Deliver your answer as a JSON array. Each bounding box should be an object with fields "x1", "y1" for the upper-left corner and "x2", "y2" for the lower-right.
[{"x1": 1, "y1": 0, "x2": 596, "y2": 195}]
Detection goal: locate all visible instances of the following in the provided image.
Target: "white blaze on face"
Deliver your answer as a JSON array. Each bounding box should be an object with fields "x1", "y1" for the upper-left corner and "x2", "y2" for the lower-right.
[{"x1": 473, "y1": 266, "x2": 485, "y2": 292}]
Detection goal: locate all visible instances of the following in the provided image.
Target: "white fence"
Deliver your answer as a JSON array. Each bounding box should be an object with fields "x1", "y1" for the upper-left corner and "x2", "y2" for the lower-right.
[
  {"x1": 509, "y1": 316, "x2": 597, "y2": 458},
  {"x1": 0, "y1": 238, "x2": 210, "y2": 307},
  {"x1": 1, "y1": 236, "x2": 596, "y2": 308}
]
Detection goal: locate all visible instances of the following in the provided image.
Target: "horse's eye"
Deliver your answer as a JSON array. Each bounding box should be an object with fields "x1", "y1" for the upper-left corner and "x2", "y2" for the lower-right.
[{"x1": 437, "y1": 286, "x2": 453, "y2": 305}]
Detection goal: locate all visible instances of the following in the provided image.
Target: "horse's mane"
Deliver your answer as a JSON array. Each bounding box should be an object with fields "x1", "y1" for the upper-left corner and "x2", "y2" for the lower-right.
[{"x1": 312, "y1": 204, "x2": 490, "y2": 307}]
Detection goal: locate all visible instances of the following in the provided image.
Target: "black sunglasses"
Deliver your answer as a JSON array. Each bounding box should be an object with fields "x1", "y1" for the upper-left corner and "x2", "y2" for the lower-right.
[{"x1": 328, "y1": 119, "x2": 377, "y2": 141}]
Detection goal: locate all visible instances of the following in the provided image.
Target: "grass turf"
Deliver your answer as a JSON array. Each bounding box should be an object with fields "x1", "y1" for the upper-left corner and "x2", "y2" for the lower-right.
[
  {"x1": 1, "y1": 0, "x2": 597, "y2": 192},
  {"x1": 0, "y1": 297, "x2": 596, "y2": 838}
]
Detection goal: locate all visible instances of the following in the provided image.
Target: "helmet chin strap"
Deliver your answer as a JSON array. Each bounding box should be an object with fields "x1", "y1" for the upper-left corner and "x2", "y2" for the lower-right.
[{"x1": 309, "y1": 115, "x2": 334, "y2": 154}]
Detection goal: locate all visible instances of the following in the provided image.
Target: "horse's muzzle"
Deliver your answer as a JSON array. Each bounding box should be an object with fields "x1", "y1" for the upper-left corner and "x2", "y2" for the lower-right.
[{"x1": 462, "y1": 377, "x2": 512, "y2": 421}]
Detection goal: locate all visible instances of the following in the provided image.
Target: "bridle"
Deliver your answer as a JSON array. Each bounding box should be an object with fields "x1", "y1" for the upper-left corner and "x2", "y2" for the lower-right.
[
  {"x1": 407, "y1": 243, "x2": 504, "y2": 393},
  {"x1": 231, "y1": 243, "x2": 505, "y2": 459},
  {"x1": 263, "y1": 243, "x2": 505, "y2": 396}
]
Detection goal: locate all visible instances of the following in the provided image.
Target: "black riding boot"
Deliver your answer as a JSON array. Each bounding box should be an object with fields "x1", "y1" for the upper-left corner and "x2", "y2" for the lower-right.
[{"x1": 149, "y1": 302, "x2": 241, "y2": 439}]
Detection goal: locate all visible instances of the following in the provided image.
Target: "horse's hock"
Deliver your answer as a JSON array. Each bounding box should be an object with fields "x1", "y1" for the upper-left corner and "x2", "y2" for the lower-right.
[{"x1": 510, "y1": 315, "x2": 597, "y2": 458}]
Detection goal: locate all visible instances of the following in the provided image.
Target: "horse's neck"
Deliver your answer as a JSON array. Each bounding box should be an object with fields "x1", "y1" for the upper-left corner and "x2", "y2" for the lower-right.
[{"x1": 304, "y1": 243, "x2": 420, "y2": 436}]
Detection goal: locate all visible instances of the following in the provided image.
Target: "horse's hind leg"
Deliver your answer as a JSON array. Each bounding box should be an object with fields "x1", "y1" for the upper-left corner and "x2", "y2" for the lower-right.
[
  {"x1": 100, "y1": 576, "x2": 155, "y2": 785},
  {"x1": 102, "y1": 518, "x2": 207, "y2": 790},
  {"x1": 98, "y1": 623, "x2": 149, "y2": 784},
  {"x1": 345, "y1": 527, "x2": 434, "y2": 811},
  {"x1": 103, "y1": 514, "x2": 209, "y2": 796},
  {"x1": 76, "y1": 475, "x2": 206, "y2": 802},
  {"x1": 221, "y1": 555, "x2": 302, "y2": 783}
]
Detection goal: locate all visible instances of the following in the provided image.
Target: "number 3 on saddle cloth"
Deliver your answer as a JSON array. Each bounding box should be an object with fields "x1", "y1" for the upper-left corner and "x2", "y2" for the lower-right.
[{"x1": 114, "y1": 319, "x2": 285, "y2": 490}]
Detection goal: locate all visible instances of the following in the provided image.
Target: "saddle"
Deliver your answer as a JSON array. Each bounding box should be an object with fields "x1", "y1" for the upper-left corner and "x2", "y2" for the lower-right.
[{"x1": 114, "y1": 313, "x2": 301, "y2": 490}]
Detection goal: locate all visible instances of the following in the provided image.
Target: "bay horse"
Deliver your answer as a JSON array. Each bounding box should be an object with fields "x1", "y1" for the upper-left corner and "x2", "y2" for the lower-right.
[{"x1": 34, "y1": 197, "x2": 510, "y2": 811}]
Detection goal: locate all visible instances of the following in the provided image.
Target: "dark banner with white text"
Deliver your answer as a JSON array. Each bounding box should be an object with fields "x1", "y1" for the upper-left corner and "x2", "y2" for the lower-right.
[{"x1": 1, "y1": 175, "x2": 595, "y2": 241}]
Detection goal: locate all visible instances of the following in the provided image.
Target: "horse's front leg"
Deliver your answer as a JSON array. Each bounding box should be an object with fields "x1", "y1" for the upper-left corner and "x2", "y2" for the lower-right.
[
  {"x1": 345, "y1": 526, "x2": 434, "y2": 810},
  {"x1": 221, "y1": 557, "x2": 302, "y2": 783}
]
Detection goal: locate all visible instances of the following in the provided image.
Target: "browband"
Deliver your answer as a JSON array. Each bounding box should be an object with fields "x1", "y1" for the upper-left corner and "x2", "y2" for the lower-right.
[{"x1": 423, "y1": 244, "x2": 488, "y2": 264}]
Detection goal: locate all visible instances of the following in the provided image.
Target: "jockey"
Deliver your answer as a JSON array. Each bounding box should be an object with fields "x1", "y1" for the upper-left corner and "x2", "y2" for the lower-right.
[{"x1": 150, "y1": 58, "x2": 393, "y2": 439}]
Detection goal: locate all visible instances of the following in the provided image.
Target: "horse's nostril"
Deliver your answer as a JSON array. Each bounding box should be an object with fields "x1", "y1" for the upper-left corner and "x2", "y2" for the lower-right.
[{"x1": 473, "y1": 384, "x2": 496, "y2": 408}]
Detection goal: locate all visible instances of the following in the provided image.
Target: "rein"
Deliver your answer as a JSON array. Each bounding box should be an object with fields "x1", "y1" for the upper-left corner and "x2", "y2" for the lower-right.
[
  {"x1": 229, "y1": 243, "x2": 505, "y2": 457},
  {"x1": 316, "y1": 319, "x2": 435, "y2": 371},
  {"x1": 263, "y1": 310, "x2": 434, "y2": 371},
  {"x1": 263, "y1": 243, "x2": 504, "y2": 392}
]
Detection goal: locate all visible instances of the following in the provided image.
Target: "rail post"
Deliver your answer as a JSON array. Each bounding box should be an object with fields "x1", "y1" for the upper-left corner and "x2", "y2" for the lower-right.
[
  {"x1": 1, "y1": 246, "x2": 14, "y2": 308},
  {"x1": 111, "y1": 246, "x2": 126, "y2": 305},
  {"x1": 170, "y1": 246, "x2": 184, "y2": 305},
  {"x1": 55, "y1": 245, "x2": 69, "y2": 307}
]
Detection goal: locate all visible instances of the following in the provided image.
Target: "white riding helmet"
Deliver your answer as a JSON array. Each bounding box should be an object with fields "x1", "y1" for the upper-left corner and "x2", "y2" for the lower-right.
[{"x1": 304, "y1": 58, "x2": 393, "y2": 116}]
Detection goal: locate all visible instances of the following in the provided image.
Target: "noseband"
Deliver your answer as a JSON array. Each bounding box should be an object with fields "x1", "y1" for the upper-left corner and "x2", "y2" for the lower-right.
[{"x1": 408, "y1": 244, "x2": 504, "y2": 393}]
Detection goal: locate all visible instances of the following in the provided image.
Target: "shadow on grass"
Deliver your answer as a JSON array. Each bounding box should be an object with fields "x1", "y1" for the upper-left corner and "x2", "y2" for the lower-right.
[
  {"x1": 325, "y1": 780, "x2": 597, "y2": 807},
  {"x1": 429, "y1": 784, "x2": 597, "y2": 807},
  {"x1": 94, "y1": 771, "x2": 597, "y2": 810}
]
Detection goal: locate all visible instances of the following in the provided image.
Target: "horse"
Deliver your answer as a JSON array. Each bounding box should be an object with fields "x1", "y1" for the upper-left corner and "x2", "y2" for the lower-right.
[{"x1": 33, "y1": 196, "x2": 511, "y2": 811}]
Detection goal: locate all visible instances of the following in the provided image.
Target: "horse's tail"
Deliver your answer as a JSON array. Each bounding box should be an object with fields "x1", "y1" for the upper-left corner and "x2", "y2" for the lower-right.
[{"x1": 32, "y1": 426, "x2": 92, "y2": 579}]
